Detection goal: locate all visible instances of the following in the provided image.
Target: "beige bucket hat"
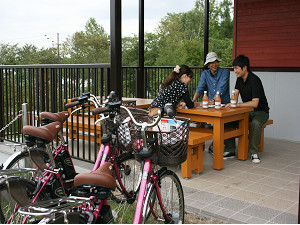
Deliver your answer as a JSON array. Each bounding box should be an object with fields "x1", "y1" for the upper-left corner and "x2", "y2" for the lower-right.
[{"x1": 204, "y1": 52, "x2": 221, "y2": 66}]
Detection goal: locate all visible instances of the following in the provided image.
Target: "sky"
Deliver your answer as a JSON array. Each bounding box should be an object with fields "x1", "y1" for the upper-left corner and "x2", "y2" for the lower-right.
[{"x1": 0, "y1": 0, "x2": 196, "y2": 49}]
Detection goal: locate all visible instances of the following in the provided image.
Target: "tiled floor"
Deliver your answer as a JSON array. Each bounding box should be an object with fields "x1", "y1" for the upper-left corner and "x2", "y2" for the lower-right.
[
  {"x1": 0, "y1": 138, "x2": 299, "y2": 223},
  {"x1": 173, "y1": 138, "x2": 300, "y2": 224}
]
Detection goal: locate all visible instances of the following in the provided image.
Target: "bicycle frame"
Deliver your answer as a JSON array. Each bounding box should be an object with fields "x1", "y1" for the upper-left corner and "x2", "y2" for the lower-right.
[
  {"x1": 4, "y1": 93, "x2": 141, "y2": 223},
  {"x1": 113, "y1": 105, "x2": 179, "y2": 224},
  {"x1": 134, "y1": 158, "x2": 152, "y2": 224},
  {"x1": 5, "y1": 143, "x2": 110, "y2": 223},
  {"x1": 92, "y1": 140, "x2": 134, "y2": 198},
  {"x1": 133, "y1": 159, "x2": 172, "y2": 224},
  {"x1": 6, "y1": 145, "x2": 70, "y2": 223}
]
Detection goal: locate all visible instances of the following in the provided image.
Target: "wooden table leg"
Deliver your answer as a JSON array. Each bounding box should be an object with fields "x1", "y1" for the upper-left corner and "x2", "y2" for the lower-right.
[
  {"x1": 238, "y1": 113, "x2": 248, "y2": 160},
  {"x1": 213, "y1": 118, "x2": 224, "y2": 170}
]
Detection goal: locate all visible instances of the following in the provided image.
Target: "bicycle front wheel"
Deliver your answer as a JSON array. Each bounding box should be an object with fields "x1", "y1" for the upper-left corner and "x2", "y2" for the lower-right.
[{"x1": 141, "y1": 169, "x2": 184, "y2": 224}]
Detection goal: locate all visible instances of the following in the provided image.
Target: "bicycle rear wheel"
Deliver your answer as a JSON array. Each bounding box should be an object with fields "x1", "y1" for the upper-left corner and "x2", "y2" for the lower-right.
[
  {"x1": 0, "y1": 176, "x2": 46, "y2": 223},
  {"x1": 141, "y1": 169, "x2": 184, "y2": 224},
  {"x1": 3, "y1": 148, "x2": 50, "y2": 179}
]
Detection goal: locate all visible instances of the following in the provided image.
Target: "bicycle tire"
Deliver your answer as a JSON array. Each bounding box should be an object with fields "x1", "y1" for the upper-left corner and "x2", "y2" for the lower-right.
[
  {"x1": 3, "y1": 148, "x2": 50, "y2": 179},
  {"x1": 141, "y1": 169, "x2": 184, "y2": 224},
  {"x1": 111, "y1": 152, "x2": 142, "y2": 203},
  {"x1": 0, "y1": 176, "x2": 47, "y2": 223}
]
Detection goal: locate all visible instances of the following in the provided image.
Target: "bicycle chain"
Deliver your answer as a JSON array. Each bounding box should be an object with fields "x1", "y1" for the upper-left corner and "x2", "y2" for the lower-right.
[{"x1": 0, "y1": 110, "x2": 23, "y2": 134}]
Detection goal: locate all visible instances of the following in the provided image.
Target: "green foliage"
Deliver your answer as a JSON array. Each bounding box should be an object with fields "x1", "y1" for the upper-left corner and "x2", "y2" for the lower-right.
[
  {"x1": 0, "y1": 44, "x2": 19, "y2": 65},
  {"x1": 0, "y1": 1, "x2": 233, "y2": 67},
  {"x1": 122, "y1": 35, "x2": 139, "y2": 66},
  {"x1": 152, "y1": 0, "x2": 233, "y2": 67},
  {"x1": 62, "y1": 18, "x2": 110, "y2": 64}
]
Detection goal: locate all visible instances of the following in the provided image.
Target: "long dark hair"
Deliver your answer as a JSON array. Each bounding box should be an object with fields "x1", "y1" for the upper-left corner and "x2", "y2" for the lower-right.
[{"x1": 161, "y1": 65, "x2": 193, "y2": 89}]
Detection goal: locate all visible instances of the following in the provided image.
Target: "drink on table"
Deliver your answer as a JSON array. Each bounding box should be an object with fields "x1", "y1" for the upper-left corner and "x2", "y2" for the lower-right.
[
  {"x1": 202, "y1": 91, "x2": 208, "y2": 108},
  {"x1": 230, "y1": 90, "x2": 237, "y2": 107},
  {"x1": 214, "y1": 91, "x2": 221, "y2": 109}
]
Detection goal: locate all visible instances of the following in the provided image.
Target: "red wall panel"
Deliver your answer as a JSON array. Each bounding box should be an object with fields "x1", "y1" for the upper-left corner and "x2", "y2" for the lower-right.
[{"x1": 233, "y1": 0, "x2": 300, "y2": 67}]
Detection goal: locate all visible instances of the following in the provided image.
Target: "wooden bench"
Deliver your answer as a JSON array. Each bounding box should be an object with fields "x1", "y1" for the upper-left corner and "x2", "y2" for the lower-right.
[
  {"x1": 181, "y1": 131, "x2": 213, "y2": 179},
  {"x1": 66, "y1": 114, "x2": 101, "y2": 144},
  {"x1": 248, "y1": 119, "x2": 273, "y2": 151},
  {"x1": 34, "y1": 113, "x2": 102, "y2": 144}
]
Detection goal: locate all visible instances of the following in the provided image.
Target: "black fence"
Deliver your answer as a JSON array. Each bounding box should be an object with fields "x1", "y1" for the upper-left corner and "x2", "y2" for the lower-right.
[{"x1": 0, "y1": 64, "x2": 203, "y2": 162}]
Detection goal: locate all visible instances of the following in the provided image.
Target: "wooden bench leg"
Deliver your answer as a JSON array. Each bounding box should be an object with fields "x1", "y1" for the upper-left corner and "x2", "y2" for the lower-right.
[
  {"x1": 181, "y1": 144, "x2": 204, "y2": 179},
  {"x1": 181, "y1": 146, "x2": 192, "y2": 179},
  {"x1": 192, "y1": 143, "x2": 203, "y2": 173}
]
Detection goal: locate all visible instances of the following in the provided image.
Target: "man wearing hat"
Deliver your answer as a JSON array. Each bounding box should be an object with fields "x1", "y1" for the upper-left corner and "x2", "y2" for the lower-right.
[
  {"x1": 193, "y1": 52, "x2": 235, "y2": 159},
  {"x1": 192, "y1": 52, "x2": 230, "y2": 104}
]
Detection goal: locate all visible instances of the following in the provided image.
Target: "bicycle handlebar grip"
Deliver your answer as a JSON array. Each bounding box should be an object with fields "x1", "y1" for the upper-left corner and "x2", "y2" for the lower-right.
[
  {"x1": 65, "y1": 101, "x2": 80, "y2": 108},
  {"x1": 164, "y1": 103, "x2": 176, "y2": 118},
  {"x1": 92, "y1": 107, "x2": 109, "y2": 115},
  {"x1": 71, "y1": 97, "x2": 79, "y2": 102}
]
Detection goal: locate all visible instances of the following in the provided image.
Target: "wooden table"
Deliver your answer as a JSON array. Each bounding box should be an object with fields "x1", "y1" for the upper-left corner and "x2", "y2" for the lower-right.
[
  {"x1": 176, "y1": 106, "x2": 253, "y2": 170},
  {"x1": 121, "y1": 97, "x2": 152, "y2": 109}
]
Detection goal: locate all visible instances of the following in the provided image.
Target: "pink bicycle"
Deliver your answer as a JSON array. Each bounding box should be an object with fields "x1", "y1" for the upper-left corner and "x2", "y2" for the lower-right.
[
  {"x1": 115, "y1": 104, "x2": 189, "y2": 224},
  {"x1": 25, "y1": 102, "x2": 189, "y2": 224},
  {"x1": 0, "y1": 92, "x2": 142, "y2": 223}
]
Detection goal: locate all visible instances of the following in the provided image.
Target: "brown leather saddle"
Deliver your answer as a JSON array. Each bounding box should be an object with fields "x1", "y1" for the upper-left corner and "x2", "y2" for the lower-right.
[
  {"x1": 74, "y1": 162, "x2": 116, "y2": 190},
  {"x1": 40, "y1": 111, "x2": 69, "y2": 126},
  {"x1": 23, "y1": 121, "x2": 61, "y2": 147}
]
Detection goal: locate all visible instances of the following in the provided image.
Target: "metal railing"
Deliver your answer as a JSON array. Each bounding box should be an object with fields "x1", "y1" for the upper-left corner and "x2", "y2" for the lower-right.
[{"x1": 0, "y1": 64, "x2": 203, "y2": 162}]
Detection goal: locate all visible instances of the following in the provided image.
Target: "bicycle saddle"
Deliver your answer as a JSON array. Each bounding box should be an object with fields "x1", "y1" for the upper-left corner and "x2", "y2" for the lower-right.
[
  {"x1": 74, "y1": 162, "x2": 116, "y2": 190},
  {"x1": 23, "y1": 121, "x2": 61, "y2": 143},
  {"x1": 40, "y1": 111, "x2": 69, "y2": 126}
]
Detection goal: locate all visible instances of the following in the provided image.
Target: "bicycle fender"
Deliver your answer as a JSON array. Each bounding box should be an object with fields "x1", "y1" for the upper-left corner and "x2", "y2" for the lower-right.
[{"x1": 2, "y1": 149, "x2": 27, "y2": 169}]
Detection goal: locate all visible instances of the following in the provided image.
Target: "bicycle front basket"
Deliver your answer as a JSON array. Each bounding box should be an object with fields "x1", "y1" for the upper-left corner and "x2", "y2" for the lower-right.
[
  {"x1": 131, "y1": 116, "x2": 190, "y2": 167},
  {"x1": 116, "y1": 107, "x2": 149, "y2": 152}
]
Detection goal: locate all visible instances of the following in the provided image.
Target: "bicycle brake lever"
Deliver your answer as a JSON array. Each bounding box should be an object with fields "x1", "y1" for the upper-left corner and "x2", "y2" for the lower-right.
[
  {"x1": 94, "y1": 114, "x2": 110, "y2": 125},
  {"x1": 71, "y1": 107, "x2": 82, "y2": 115}
]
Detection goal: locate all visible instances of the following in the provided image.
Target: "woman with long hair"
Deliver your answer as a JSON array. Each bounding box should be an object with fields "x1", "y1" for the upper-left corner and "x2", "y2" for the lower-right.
[{"x1": 148, "y1": 65, "x2": 201, "y2": 116}]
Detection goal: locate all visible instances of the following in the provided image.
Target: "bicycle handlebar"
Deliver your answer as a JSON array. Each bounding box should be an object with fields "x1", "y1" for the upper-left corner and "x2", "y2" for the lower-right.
[
  {"x1": 66, "y1": 91, "x2": 115, "y2": 110},
  {"x1": 67, "y1": 91, "x2": 175, "y2": 131},
  {"x1": 65, "y1": 101, "x2": 80, "y2": 108},
  {"x1": 92, "y1": 107, "x2": 110, "y2": 115},
  {"x1": 120, "y1": 106, "x2": 162, "y2": 129}
]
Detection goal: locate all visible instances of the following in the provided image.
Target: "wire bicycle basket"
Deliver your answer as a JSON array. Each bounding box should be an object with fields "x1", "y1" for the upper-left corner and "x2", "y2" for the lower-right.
[
  {"x1": 101, "y1": 100, "x2": 149, "y2": 153},
  {"x1": 129, "y1": 114, "x2": 190, "y2": 167}
]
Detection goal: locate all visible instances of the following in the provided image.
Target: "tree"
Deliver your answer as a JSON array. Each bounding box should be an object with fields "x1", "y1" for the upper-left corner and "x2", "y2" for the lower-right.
[
  {"x1": 151, "y1": 0, "x2": 233, "y2": 67},
  {"x1": 0, "y1": 1, "x2": 233, "y2": 67},
  {"x1": 61, "y1": 18, "x2": 110, "y2": 64},
  {"x1": 38, "y1": 48, "x2": 60, "y2": 64},
  {"x1": 122, "y1": 35, "x2": 139, "y2": 66},
  {"x1": 0, "y1": 44, "x2": 19, "y2": 65}
]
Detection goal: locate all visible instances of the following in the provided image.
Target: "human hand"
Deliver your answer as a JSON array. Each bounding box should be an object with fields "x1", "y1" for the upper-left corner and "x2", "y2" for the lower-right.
[
  {"x1": 208, "y1": 100, "x2": 215, "y2": 105},
  {"x1": 178, "y1": 102, "x2": 186, "y2": 109},
  {"x1": 225, "y1": 103, "x2": 231, "y2": 108}
]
